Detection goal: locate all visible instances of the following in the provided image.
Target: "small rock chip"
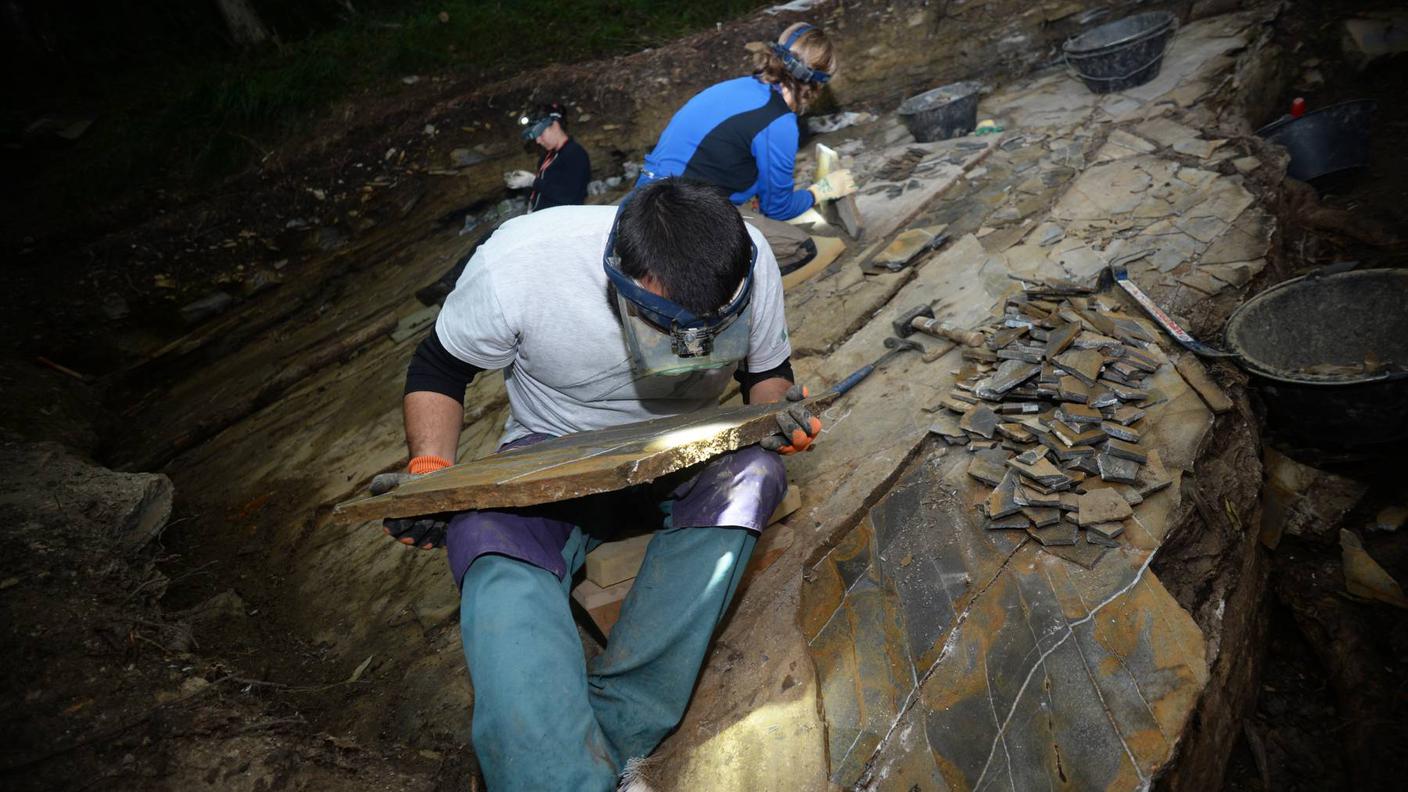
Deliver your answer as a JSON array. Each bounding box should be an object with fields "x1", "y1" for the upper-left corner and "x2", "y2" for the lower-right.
[
  {"x1": 1105, "y1": 438, "x2": 1148, "y2": 464},
  {"x1": 1097, "y1": 450, "x2": 1141, "y2": 484},
  {"x1": 1100, "y1": 421, "x2": 1142, "y2": 443},
  {"x1": 1028, "y1": 521, "x2": 1079, "y2": 546},
  {"x1": 1078, "y1": 488, "x2": 1133, "y2": 525},
  {"x1": 959, "y1": 404, "x2": 1002, "y2": 439},
  {"x1": 1087, "y1": 520, "x2": 1127, "y2": 539},
  {"x1": 987, "y1": 471, "x2": 1023, "y2": 519}
]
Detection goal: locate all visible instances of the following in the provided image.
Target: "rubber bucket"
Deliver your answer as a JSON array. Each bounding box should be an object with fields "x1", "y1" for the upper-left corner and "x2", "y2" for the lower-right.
[
  {"x1": 898, "y1": 81, "x2": 981, "y2": 142},
  {"x1": 1224, "y1": 268, "x2": 1408, "y2": 448},
  {"x1": 1063, "y1": 11, "x2": 1177, "y2": 94},
  {"x1": 1256, "y1": 100, "x2": 1377, "y2": 182}
]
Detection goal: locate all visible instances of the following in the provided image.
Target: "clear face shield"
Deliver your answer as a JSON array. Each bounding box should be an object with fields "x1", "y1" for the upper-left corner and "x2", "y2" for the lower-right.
[{"x1": 603, "y1": 205, "x2": 756, "y2": 378}]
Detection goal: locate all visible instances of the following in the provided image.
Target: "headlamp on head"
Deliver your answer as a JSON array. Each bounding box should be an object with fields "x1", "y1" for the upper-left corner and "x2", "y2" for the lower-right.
[
  {"x1": 603, "y1": 195, "x2": 756, "y2": 376},
  {"x1": 770, "y1": 23, "x2": 830, "y2": 85},
  {"x1": 519, "y1": 111, "x2": 561, "y2": 141}
]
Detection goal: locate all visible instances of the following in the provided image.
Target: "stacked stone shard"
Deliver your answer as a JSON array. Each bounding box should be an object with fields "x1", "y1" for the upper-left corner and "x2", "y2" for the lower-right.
[{"x1": 933, "y1": 278, "x2": 1173, "y2": 553}]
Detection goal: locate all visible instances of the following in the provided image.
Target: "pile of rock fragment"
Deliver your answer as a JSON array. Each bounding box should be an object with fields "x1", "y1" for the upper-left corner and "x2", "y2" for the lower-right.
[{"x1": 928, "y1": 280, "x2": 1173, "y2": 551}]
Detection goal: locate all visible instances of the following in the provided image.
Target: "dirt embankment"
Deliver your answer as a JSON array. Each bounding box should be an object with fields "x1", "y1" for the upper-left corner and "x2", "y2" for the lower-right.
[{"x1": 5, "y1": 0, "x2": 1185, "y2": 379}]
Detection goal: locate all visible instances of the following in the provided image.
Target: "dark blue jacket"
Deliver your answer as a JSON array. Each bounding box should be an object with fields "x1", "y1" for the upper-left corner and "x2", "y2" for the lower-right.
[
  {"x1": 639, "y1": 77, "x2": 814, "y2": 220},
  {"x1": 530, "y1": 137, "x2": 590, "y2": 213}
]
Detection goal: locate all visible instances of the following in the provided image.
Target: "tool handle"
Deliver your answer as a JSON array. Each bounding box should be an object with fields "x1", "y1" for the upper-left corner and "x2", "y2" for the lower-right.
[
  {"x1": 830, "y1": 364, "x2": 875, "y2": 397},
  {"x1": 1111, "y1": 267, "x2": 1237, "y2": 358},
  {"x1": 913, "y1": 317, "x2": 983, "y2": 347}
]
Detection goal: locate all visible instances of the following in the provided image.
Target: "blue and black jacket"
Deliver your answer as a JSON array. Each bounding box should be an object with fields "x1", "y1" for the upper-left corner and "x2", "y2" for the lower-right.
[{"x1": 638, "y1": 76, "x2": 814, "y2": 220}]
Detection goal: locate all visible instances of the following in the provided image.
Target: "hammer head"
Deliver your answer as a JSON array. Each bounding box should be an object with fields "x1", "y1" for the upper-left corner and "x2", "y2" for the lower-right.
[
  {"x1": 892, "y1": 304, "x2": 935, "y2": 337},
  {"x1": 883, "y1": 336, "x2": 924, "y2": 352}
]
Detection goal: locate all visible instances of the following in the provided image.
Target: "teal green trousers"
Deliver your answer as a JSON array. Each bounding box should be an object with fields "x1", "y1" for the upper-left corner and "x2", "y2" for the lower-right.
[{"x1": 459, "y1": 524, "x2": 758, "y2": 791}]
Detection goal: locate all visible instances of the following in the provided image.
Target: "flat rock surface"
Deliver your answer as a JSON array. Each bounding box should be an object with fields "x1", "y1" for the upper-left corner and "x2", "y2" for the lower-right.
[{"x1": 658, "y1": 11, "x2": 1263, "y2": 792}]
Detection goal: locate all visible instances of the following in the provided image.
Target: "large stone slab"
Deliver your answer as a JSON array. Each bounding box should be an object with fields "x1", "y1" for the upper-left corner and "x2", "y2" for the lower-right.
[
  {"x1": 801, "y1": 452, "x2": 1025, "y2": 784},
  {"x1": 800, "y1": 386, "x2": 1217, "y2": 789},
  {"x1": 859, "y1": 540, "x2": 1209, "y2": 790},
  {"x1": 334, "y1": 397, "x2": 828, "y2": 521}
]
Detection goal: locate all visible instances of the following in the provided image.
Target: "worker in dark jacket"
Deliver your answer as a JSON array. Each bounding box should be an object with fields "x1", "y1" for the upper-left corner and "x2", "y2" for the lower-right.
[
  {"x1": 505, "y1": 103, "x2": 592, "y2": 212},
  {"x1": 418, "y1": 104, "x2": 592, "y2": 305},
  {"x1": 637, "y1": 23, "x2": 856, "y2": 275}
]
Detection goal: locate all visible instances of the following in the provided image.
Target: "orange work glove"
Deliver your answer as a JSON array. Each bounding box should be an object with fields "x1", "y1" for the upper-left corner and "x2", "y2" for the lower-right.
[{"x1": 760, "y1": 384, "x2": 822, "y2": 455}]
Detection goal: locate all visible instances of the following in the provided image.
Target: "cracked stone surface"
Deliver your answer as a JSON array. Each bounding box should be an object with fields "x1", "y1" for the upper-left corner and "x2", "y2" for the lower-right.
[{"x1": 735, "y1": 11, "x2": 1262, "y2": 792}]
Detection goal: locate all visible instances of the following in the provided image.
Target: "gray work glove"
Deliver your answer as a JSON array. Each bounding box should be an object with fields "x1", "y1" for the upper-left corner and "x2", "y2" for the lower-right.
[
  {"x1": 369, "y1": 472, "x2": 451, "y2": 550},
  {"x1": 504, "y1": 170, "x2": 536, "y2": 190},
  {"x1": 760, "y1": 384, "x2": 822, "y2": 455}
]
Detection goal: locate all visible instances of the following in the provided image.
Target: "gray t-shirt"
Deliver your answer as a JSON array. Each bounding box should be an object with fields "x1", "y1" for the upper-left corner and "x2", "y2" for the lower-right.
[{"x1": 436, "y1": 204, "x2": 792, "y2": 445}]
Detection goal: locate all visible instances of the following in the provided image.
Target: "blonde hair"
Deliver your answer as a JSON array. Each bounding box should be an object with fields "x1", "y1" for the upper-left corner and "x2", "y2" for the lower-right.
[{"x1": 750, "y1": 22, "x2": 835, "y2": 111}]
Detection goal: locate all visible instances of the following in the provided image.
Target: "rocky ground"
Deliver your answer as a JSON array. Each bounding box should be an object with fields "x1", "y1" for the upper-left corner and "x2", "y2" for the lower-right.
[{"x1": 2, "y1": 0, "x2": 1406, "y2": 790}]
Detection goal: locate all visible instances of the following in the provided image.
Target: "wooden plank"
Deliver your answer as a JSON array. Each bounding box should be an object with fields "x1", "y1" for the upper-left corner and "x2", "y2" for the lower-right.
[
  {"x1": 768, "y1": 482, "x2": 802, "y2": 524},
  {"x1": 333, "y1": 397, "x2": 832, "y2": 523},
  {"x1": 586, "y1": 533, "x2": 653, "y2": 588},
  {"x1": 571, "y1": 577, "x2": 633, "y2": 636}
]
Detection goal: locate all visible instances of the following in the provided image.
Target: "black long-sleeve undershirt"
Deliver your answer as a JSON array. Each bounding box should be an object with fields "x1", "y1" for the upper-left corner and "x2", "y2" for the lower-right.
[
  {"x1": 405, "y1": 331, "x2": 482, "y2": 403},
  {"x1": 734, "y1": 357, "x2": 795, "y2": 403}
]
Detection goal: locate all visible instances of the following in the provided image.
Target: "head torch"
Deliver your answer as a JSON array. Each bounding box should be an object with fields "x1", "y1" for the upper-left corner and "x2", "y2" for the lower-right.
[
  {"x1": 770, "y1": 23, "x2": 830, "y2": 85},
  {"x1": 519, "y1": 111, "x2": 561, "y2": 141}
]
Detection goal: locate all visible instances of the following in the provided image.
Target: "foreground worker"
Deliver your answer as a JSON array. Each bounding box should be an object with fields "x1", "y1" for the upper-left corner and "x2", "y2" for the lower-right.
[
  {"x1": 372, "y1": 179, "x2": 821, "y2": 791},
  {"x1": 637, "y1": 22, "x2": 856, "y2": 274}
]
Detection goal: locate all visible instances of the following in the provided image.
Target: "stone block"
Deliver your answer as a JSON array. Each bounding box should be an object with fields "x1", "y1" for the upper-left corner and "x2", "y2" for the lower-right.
[
  {"x1": 1174, "y1": 354, "x2": 1233, "y2": 414},
  {"x1": 1028, "y1": 520, "x2": 1079, "y2": 546},
  {"x1": 987, "y1": 471, "x2": 1024, "y2": 519}
]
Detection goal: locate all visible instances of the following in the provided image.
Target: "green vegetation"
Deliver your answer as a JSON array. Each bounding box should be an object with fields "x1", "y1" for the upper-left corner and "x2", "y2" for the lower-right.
[
  {"x1": 25, "y1": 0, "x2": 771, "y2": 225},
  {"x1": 188, "y1": 0, "x2": 772, "y2": 148}
]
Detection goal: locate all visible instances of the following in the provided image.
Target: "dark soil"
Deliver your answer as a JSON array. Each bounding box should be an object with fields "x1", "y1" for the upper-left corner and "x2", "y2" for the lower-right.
[
  {"x1": 1220, "y1": 4, "x2": 1408, "y2": 789},
  {"x1": 1259, "y1": 2, "x2": 1408, "y2": 271},
  {"x1": 1223, "y1": 480, "x2": 1408, "y2": 792}
]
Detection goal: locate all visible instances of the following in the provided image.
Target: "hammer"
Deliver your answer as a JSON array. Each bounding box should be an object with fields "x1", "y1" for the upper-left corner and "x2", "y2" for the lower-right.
[
  {"x1": 893, "y1": 305, "x2": 985, "y2": 347},
  {"x1": 831, "y1": 336, "x2": 924, "y2": 397}
]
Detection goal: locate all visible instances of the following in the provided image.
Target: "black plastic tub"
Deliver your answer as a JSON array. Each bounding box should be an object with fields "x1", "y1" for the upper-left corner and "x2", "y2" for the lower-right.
[
  {"x1": 1063, "y1": 11, "x2": 1177, "y2": 94},
  {"x1": 898, "y1": 81, "x2": 981, "y2": 142},
  {"x1": 1256, "y1": 100, "x2": 1377, "y2": 182},
  {"x1": 1224, "y1": 268, "x2": 1408, "y2": 448}
]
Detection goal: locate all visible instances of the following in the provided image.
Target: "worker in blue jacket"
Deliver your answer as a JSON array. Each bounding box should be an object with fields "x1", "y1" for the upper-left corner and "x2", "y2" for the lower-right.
[{"x1": 637, "y1": 22, "x2": 857, "y2": 275}]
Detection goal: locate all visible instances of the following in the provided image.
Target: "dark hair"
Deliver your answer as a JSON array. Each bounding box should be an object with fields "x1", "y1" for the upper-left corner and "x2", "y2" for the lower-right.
[
  {"x1": 616, "y1": 179, "x2": 752, "y2": 315},
  {"x1": 542, "y1": 101, "x2": 568, "y2": 132}
]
